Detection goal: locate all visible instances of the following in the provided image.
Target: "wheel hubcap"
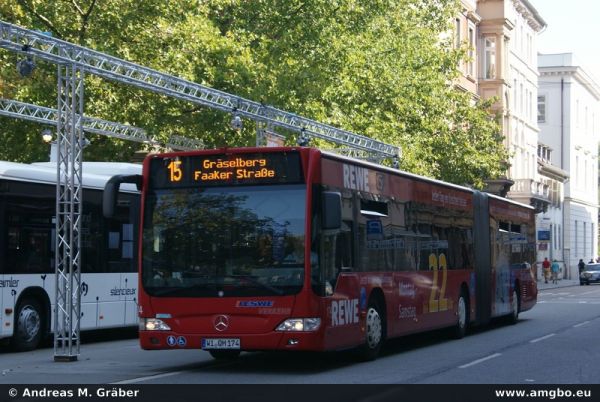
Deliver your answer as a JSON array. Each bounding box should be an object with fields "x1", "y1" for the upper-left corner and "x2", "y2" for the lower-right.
[
  {"x1": 365, "y1": 307, "x2": 382, "y2": 349},
  {"x1": 17, "y1": 305, "x2": 40, "y2": 342}
]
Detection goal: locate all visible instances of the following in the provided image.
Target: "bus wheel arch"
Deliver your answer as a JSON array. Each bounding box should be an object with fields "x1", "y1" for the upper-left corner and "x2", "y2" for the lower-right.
[
  {"x1": 357, "y1": 288, "x2": 386, "y2": 361},
  {"x1": 11, "y1": 288, "x2": 51, "y2": 352}
]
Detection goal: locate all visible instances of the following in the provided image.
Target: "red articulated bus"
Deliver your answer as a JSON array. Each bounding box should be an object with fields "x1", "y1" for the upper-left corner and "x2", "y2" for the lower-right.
[{"x1": 104, "y1": 147, "x2": 537, "y2": 360}]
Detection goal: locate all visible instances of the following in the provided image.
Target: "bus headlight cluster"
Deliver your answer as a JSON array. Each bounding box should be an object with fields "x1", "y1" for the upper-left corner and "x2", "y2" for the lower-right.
[
  {"x1": 139, "y1": 318, "x2": 171, "y2": 331},
  {"x1": 276, "y1": 318, "x2": 321, "y2": 332}
]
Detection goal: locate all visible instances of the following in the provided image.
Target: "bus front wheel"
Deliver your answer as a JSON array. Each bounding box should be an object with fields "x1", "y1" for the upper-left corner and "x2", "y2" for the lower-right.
[
  {"x1": 12, "y1": 298, "x2": 43, "y2": 352},
  {"x1": 357, "y1": 300, "x2": 384, "y2": 361}
]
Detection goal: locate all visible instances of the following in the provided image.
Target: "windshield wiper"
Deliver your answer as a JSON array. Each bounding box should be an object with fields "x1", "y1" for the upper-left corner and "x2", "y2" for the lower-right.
[
  {"x1": 225, "y1": 275, "x2": 285, "y2": 295},
  {"x1": 149, "y1": 284, "x2": 215, "y2": 296}
]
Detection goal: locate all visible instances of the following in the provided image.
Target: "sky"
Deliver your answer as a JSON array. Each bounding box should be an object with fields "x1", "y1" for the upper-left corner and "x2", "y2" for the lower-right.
[{"x1": 529, "y1": 0, "x2": 600, "y2": 82}]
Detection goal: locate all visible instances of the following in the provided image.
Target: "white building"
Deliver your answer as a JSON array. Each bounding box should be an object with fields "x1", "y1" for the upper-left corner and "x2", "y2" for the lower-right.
[
  {"x1": 476, "y1": 0, "x2": 561, "y2": 276},
  {"x1": 538, "y1": 53, "x2": 600, "y2": 279}
]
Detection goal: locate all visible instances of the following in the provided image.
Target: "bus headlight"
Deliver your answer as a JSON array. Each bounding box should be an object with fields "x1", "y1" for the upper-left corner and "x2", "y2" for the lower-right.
[
  {"x1": 140, "y1": 318, "x2": 171, "y2": 331},
  {"x1": 276, "y1": 318, "x2": 321, "y2": 332}
]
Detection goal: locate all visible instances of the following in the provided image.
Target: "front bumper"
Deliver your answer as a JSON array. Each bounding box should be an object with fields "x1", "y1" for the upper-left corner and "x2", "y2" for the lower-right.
[{"x1": 139, "y1": 330, "x2": 326, "y2": 352}]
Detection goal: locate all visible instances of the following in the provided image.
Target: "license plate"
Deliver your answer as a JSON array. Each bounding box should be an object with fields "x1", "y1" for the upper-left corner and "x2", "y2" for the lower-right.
[{"x1": 202, "y1": 338, "x2": 241, "y2": 350}]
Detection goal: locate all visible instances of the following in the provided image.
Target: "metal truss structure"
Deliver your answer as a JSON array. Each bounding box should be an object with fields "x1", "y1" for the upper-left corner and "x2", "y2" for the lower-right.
[
  {"x1": 0, "y1": 98, "x2": 207, "y2": 153},
  {"x1": 0, "y1": 98, "x2": 155, "y2": 143},
  {"x1": 0, "y1": 22, "x2": 399, "y2": 160},
  {"x1": 165, "y1": 134, "x2": 204, "y2": 151},
  {"x1": 0, "y1": 20, "x2": 400, "y2": 360}
]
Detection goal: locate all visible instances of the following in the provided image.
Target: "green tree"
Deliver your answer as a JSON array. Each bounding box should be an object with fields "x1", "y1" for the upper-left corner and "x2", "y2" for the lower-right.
[{"x1": 0, "y1": 0, "x2": 508, "y2": 187}]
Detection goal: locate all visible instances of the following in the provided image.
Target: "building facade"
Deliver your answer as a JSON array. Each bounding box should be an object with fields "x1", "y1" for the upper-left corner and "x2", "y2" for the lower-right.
[
  {"x1": 538, "y1": 53, "x2": 600, "y2": 278},
  {"x1": 474, "y1": 0, "x2": 566, "y2": 274}
]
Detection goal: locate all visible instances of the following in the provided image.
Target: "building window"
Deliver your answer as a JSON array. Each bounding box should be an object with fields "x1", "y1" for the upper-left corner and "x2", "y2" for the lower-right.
[
  {"x1": 455, "y1": 18, "x2": 461, "y2": 48},
  {"x1": 527, "y1": 90, "x2": 532, "y2": 121},
  {"x1": 575, "y1": 220, "x2": 579, "y2": 257},
  {"x1": 520, "y1": 25, "x2": 524, "y2": 53},
  {"x1": 519, "y1": 84, "x2": 523, "y2": 115},
  {"x1": 537, "y1": 144, "x2": 552, "y2": 162},
  {"x1": 483, "y1": 37, "x2": 496, "y2": 79},
  {"x1": 584, "y1": 221, "x2": 587, "y2": 260},
  {"x1": 592, "y1": 223, "x2": 595, "y2": 258},
  {"x1": 576, "y1": 156, "x2": 580, "y2": 187},
  {"x1": 514, "y1": 79, "x2": 517, "y2": 110},
  {"x1": 468, "y1": 26, "x2": 475, "y2": 76},
  {"x1": 538, "y1": 95, "x2": 546, "y2": 123}
]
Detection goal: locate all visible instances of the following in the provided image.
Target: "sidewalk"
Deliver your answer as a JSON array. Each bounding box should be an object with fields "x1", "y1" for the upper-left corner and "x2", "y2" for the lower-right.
[{"x1": 536, "y1": 278, "x2": 580, "y2": 291}]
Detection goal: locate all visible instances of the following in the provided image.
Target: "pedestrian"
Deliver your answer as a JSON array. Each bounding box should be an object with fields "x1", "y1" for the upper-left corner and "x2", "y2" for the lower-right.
[
  {"x1": 589, "y1": 258, "x2": 595, "y2": 264},
  {"x1": 578, "y1": 259, "x2": 586, "y2": 274},
  {"x1": 542, "y1": 257, "x2": 551, "y2": 283},
  {"x1": 551, "y1": 259, "x2": 560, "y2": 284}
]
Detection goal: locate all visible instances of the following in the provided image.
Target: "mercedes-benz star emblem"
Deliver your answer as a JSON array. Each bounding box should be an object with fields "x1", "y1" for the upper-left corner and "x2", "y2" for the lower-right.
[{"x1": 214, "y1": 315, "x2": 229, "y2": 332}]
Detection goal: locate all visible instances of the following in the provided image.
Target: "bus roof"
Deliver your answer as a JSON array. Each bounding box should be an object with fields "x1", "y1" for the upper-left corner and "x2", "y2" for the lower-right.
[
  {"x1": 0, "y1": 160, "x2": 142, "y2": 192},
  {"x1": 320, "y1": 150, "x2": 534, "y2": 211}
]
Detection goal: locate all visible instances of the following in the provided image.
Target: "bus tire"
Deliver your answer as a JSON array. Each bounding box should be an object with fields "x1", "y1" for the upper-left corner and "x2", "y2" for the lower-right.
[
  {"x1": 508, "y1": 287, "x2": 520, "y2": 325},
  {"x1": 209, "y1": 350, "x2": 241, "y2": 360},
  {"x1": 12, "y1": 298, "x2": 43, "y2": 352},
  {"x1": 357, "y1": 299, "x2": 384, "y2": 361},
  {"x1": 452, "y1": 289, "x2": 469, "y2": 339}
]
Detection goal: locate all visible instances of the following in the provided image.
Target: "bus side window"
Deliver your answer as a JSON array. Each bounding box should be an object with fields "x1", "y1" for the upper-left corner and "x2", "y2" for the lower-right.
[
  {"x1": 5, "y1": 203, "x2": 53, "y2": 274},
  {"x1": 336, "y1": 221, "x2": 353, "y2": 271}
]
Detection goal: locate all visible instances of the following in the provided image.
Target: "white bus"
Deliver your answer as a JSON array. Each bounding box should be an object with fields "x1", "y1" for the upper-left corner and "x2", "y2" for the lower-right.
[{"x1": 0, "y1": 161, "x2": 140, "y2": 351}]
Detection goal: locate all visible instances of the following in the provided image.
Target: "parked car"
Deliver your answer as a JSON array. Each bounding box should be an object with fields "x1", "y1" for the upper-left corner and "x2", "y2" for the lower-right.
[{"x1": 580, "y1": 263, "x2": 600, "y2": 285}]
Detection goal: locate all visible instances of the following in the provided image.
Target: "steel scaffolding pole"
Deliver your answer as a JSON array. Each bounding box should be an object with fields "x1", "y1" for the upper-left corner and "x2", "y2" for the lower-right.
[{"x1": 53, "y1": 63, "x2": 84, "y2": 361}]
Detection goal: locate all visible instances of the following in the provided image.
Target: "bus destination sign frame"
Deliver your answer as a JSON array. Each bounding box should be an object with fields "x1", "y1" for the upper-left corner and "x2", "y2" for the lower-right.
[{"x1": 149, "y1": 151, "x2": 304, "y2": 188}]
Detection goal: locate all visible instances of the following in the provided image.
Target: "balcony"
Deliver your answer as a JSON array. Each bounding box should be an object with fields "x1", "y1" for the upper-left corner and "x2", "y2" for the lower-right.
[
  {"x1": 483, "y1": 178, "x2": 514, "y2": 197},
  {"x1": 508, "y1": 179, "x2": 551, "y2": 213}
]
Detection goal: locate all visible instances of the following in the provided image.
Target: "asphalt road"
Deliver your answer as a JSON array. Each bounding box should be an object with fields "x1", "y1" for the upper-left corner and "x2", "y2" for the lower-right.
[{"x1": 1, "y1": 285, "x2": 599, "y2": 385}]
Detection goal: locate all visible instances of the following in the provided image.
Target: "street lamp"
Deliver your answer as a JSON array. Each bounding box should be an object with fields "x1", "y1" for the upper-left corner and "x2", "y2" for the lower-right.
[
  {"x1": 230, "y1": 112, "x2": 243, "y2": 131},
  {"x1": 16, "y1": 45, "x2": 36, "y2": 77},
  {"x1": 41, "y1": 128, "x2": 53, "y2": 143},
  {"x1": 297, "y1": 129, "x2": 309, "y2": 146}
]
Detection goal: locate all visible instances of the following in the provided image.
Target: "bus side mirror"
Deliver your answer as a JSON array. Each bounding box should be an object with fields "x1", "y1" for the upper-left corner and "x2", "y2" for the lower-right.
[
  {"x1": 103, "y1": 174, "x2": 142, "y2": 218},
  {"x1": 322, "y1": 191, "x2": 341, "y2": 230}
]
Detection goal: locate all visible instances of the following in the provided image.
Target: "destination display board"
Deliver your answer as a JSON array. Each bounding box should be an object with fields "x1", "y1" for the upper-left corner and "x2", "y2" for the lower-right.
[{"x1": 148, "y1": 151, "x2": 304, "y2": 188}]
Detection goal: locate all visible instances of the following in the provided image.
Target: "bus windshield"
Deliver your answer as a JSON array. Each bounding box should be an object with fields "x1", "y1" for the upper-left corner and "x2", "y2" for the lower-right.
[{"x1": 142, "y1": 184, "x2": 307, "y2": 297}]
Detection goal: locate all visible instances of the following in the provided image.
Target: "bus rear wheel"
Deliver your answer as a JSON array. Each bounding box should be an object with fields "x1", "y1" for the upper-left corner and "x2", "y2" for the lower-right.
[
  {"x1": 209, "y1": 350, "x2": 241, "y2": 360},
  {"x1": 452, "y1": 290, "x2": 469, "y2": 339},
  {"x1": 508, "y1": 287, "x2": 520, "y2": 325},
  {"x1": 12, "y1": 298, "x2": 43, "y2": 352},
  {"x1": 357, "y1": 300, "x2": 384, "y2": 361}
]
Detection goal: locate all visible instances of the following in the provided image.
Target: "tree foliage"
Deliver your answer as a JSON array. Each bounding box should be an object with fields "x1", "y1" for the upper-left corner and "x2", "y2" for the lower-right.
[{"x1": 0, "y1": 0, "x2": 508, "y2": 187}]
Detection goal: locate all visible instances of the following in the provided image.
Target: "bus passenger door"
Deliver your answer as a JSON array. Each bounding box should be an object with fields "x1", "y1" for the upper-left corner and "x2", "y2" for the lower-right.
[{"x1": 321, "y1": 222, "x2": 362, "y2": 349}]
